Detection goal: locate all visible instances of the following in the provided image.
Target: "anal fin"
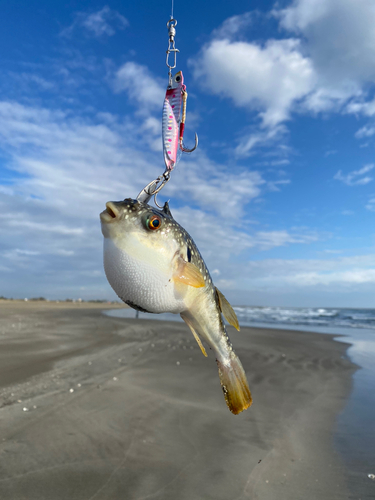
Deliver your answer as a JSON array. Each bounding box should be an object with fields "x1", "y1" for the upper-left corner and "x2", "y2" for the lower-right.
[{"x1": 181, "y1": 315, "x2": 208, "y2": 357}]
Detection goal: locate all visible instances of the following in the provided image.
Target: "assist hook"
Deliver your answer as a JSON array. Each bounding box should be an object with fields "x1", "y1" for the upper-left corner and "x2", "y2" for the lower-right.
[
  {"x1": 179, "y1": 87, "x2": 198, "y2": 153},
  {"x1": 180, "y1": 132, "x2": 198, "y2": 153}
]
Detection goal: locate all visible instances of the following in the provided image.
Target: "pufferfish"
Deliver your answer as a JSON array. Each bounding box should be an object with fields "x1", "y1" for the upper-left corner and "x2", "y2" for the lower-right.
[{"x1": 100, "y1": 198, "x2": 252, "y2": 415}]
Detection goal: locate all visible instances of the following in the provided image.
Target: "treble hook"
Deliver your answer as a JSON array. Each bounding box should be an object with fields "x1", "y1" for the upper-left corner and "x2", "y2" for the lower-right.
[{"x1": 137, "y1": 170, "x2": 171, "y2": 204}]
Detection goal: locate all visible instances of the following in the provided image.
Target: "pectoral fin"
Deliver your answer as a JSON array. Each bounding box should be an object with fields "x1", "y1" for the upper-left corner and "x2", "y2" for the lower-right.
[
  {"x1": 173, "y1": 259, "x2": 205, "y2": 288},
  {"x1": 181, "y1": 315, "x2": 208, "y2": 357},
  {"x1": 216, "y1": 287, "x2": 240, "y2": 331}
]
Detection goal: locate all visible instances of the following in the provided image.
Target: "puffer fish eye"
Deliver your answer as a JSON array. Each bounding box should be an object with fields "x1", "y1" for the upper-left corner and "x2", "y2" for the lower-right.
[{"x1": 147, "y1": 215, "x2": 162, "y2": 231}]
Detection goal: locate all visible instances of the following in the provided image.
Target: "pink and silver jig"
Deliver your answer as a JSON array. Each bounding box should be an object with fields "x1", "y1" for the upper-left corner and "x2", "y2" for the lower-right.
[
  {"x1": 162, "y1": 19, "x2": 198, "y2": 172},
  {"x1": 162, "y1": 71, "x2": 198, "y2": 171},
  {"x1": 137, "y1": 16, "x2": 198, "y2": 204}
]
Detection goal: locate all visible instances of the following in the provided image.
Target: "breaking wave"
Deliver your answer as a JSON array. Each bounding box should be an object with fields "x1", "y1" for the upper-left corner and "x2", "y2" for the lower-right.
[{"x1": 232, "y1": 307, "x2": 375, "y2": 330}]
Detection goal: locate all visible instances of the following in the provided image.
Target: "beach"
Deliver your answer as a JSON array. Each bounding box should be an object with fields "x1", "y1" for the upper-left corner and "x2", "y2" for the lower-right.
[{"x1": 0, "y1": 302, "x2": 361, "y2": 499}]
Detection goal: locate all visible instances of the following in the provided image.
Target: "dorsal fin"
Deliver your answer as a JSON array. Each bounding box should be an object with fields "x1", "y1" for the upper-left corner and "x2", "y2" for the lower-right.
[
  {"x1": 215, "y1": 287, "x2": 240, "y2": 331},
  {"x1": 163, "y1": 201, "x2": 172, "y2": 217}
]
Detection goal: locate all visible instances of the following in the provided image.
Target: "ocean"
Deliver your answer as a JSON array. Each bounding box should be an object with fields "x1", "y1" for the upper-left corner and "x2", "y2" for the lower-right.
[
  {"x1": 233, "y1": 306, "x2": 375, "y2": 330},
  {"x1": 106, "y1": 305, "x2": 375, "y2": 331}
]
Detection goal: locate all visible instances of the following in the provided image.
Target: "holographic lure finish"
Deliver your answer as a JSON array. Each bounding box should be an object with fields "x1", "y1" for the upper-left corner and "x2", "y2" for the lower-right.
[{"x1": 162, "y1": 71, "x2": 185, "y2": 171}]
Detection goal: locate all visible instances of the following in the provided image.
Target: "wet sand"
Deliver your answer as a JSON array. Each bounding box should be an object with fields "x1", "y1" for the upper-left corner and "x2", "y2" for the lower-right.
[{"x1": 0, "y1": 302, "x2": 357, "y2": 499}]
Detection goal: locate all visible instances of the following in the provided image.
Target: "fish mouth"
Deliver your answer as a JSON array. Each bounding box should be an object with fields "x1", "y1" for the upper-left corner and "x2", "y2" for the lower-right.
[{"x1": 100, "y1": 202, "x2": 120, "y2": 223}]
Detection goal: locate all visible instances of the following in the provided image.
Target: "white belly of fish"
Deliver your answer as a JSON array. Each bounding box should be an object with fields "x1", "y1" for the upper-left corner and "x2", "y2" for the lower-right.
[{"x1": 103, "y1": 237, "x2": 186, "y2": 314}]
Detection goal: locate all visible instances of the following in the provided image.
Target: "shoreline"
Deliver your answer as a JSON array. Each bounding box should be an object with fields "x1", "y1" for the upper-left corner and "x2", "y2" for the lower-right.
[{"x1": 0, "y1": 302, "x2": 360, "y2": 499}]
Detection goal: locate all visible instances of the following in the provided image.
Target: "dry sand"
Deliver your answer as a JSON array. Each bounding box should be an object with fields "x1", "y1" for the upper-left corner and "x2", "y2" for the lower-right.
[{"x1": 0, "y1": 302, "x2": 356, "y2": 499}]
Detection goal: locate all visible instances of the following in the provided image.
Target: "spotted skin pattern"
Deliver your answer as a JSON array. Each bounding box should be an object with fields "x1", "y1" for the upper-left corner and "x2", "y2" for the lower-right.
[{"x1": 100, "y1": 198, "x2": 252, "y2": 414}]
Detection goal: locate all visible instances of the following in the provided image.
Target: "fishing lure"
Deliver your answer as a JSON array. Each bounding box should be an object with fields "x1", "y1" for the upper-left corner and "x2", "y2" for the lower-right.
[
  {"x1": 162, "y1": 71, "x2": 198, "y2": 171},
  {"x1": 163, "y1": 17, "x2": 198, "y2": 172},
  {"x1": 162, "y1": 71, "x2": 182, "y2": 170},
  {"x1": 138, "y1": 17, "x2": 198, "y2": 203}
]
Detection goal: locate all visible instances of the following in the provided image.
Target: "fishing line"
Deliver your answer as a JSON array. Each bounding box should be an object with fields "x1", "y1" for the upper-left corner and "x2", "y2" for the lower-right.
[{"x1": 137, "y1": 0, "x2": 197, "y2": 205}]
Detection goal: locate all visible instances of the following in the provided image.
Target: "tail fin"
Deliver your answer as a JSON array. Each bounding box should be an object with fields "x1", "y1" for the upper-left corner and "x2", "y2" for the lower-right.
[{"x1": 216, "y1": 354, "x2": 252, "y2": 415}]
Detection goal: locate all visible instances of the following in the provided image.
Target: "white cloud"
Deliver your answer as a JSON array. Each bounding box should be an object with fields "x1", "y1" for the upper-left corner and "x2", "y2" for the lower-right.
[
  {"x1": 0, "y1": 99, "x2": 281, "y2": 298},
  {"x1": 355, "y1": 125, "x2": 375, "y2": 139},
  {"x1": 334, "y1": 164, "x2": 374, "y2": 186},
  {"x1": 233, "y1": 254, "x2": 375, "y2": 290},
  {"x1": 212, "y1": 12, "x2": 255, "y2": 39},
  {"x1": 276, "y1": 0, "x2": 375, "y2": 85},
  {"x1": 324, "y1": 150, "x2": 337, "y2": 157},
  {"x1": 255, "y1": 230, "x2": 318, "y2": 249},
  {"x1": 302, "y1": 85, "x2": 360, "y2": 114},
  {"x1": 285, "y1": 269, "x2": 375, "y2": 286},
  {"x1": 235, "y1": 125, "x2": 287, "y2": 157},
  {"x1": 14, "y1": 249, "x2": 40, "y2": 256},
  {"x1": 167, "y1": 156, "x2": 265, "y2": 218},
  {"x1": 7, "y1": 72, "x2": 56, "y2": 92},
  {"x1": 62, "y1": 6, "x2": 128, "y2": 38},
  {"x1": 347, "y1": 99, "x2": 375, "y2": 118},
  {"x1": 0, "y1": 97, "x2": 325, "y2": 299},
  {"x1": 0, "y1": 185, "x2": 14, "y2": 195},
  {"x1": 276, "y1": 0, "x2": 375, "y2": 125},
  {"x1": 0, "y1": 99, "x2": 160, "y2": 300},
  {"x1": 341, "y1": 210, "x2": 354, "y2": 216},
  {"x1": 267, "y1": 179, "x2": 291, "y2": 192},
  {"x1": 191, "y1": 38, "x2": 315, "y2": 128},
  {"x1": 113, "y1": 62, "x2": 165, "y2": 111},
  {"x1": 1, "y1": 217, "x2": 85, "y2": 236},
  {"x1": 191, "y1": 2, "x2": 375, "y2": 154},
  {"x1": 175, "y1": 206, "x2": 321, "y2": 266},
  {"x1": 366, "y1": 198, "x2": 375, "y2": 211},
  {"x1": 81, "y1": 6, "x2": 128, "y2": 36}
]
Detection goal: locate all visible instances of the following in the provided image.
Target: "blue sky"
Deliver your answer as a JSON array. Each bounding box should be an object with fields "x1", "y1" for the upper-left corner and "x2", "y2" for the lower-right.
[{"x1": 1, "y1": 0, "x2": 375, "y2": 307}]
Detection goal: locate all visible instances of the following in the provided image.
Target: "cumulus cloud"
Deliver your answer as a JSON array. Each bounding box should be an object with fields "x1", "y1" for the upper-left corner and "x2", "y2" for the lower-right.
[
  {"x1": 0, "y1": 100, "x2": 158, "y2": 298},
  {"x1": 347, "y1": 99, "x2": 375, "y2": 118},
  {"x1": 166, "y1": 156, "x2": 265, "y2": 218},
  {"x1": 113, "y1": 62, "x2": 165, "y2": 111},
  {"x1": 235, "y1": 125, "x2": 287, "y2": 157},
  {"x1": 276, "y1": 0, "x2": 375, "y2": 118},
  {"x1": 334, "y1": 164, "x2": 374, "y2": 186},
  {"x1": 191, "y1": 38, "x2": 315, "y2": 128},
  {"x1": 2, "y1": 7, "x2": 373, "y2": 304},
  {"x1": 366, "y1": 198, "x2": 375, "y2": 212},
  {"x1": 267, "y1": 179, "x2": 291, "y2": 192},
  {"x1": 0, "y1": 98, "x2": 286, "y2": 298},
  {"x1": 0, "y1": 93, "x2": 322, "y2": 299},
  {"x1": 230, "y1": 254, "x2": 375, "y2": 291},
  {"x1": 175, "y1": 207, "x2": 319, "y2": 262},
  {"x1": 62, "y1": 6, "x2": 128, "y2": 38},
  {"x1": 190, "y1": 1, "x2": 375, "y2": 154},
  {"x1": 212, "y1": 12, "x2": 255, "y2": 39},
  {"x1": 253, "y1": 230, "x2": 318, "y2": 249},
  {"x1": 355, "y1": 125, "x2": 375, "y2": 139},
  {"x1": 277, "y1": 0, "x2": 375, "y2": 85}
]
